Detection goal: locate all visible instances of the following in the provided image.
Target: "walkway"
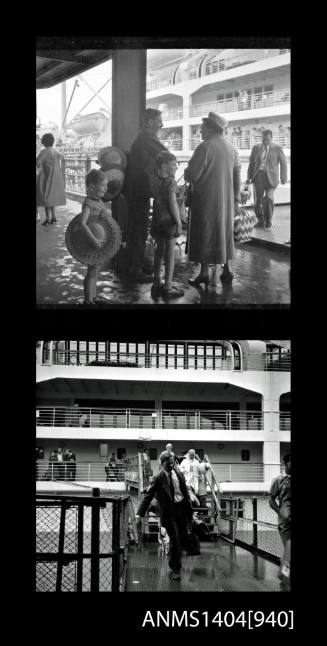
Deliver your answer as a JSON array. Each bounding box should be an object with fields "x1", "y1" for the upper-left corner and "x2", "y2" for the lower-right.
[
  {"x1": 36, "y1": 199, "x2": 290, "y2": 306},
  {"x1": 125, "y1": 540, "x2": 281, "y2": 592}
]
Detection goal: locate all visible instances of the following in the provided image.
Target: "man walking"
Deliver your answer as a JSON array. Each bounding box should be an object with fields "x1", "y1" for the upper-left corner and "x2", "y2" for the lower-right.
[
  {"x1": 136, "y1": 451, "x2": 193, "y2": 580},
  {"x1": 246, "y1": 129, "x2": 287, "y2": 228},
  {"x1": 125, "y1": 108, "x2": 167, "y2": 282}
]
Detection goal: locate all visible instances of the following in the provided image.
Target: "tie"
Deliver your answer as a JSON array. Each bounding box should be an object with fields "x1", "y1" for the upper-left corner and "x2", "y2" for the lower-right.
[
  {"x1": 168, "y1": 471, "x2": 175, "y2": 502},
  {"x1": 263, "y1": 146, "x2": 268, "y2": 162}
]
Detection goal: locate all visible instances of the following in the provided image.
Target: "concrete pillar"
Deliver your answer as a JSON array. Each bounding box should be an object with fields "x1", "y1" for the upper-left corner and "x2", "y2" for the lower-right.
[
  {"x1": 111, "y1": 49, "x2": 146, "y2": 240},
  {"x1": 111, "y1": 49, "x2": 146, "y2": 150},
  {"x1": 263, "y1": 441, "x2": 280, "y2": 484}
]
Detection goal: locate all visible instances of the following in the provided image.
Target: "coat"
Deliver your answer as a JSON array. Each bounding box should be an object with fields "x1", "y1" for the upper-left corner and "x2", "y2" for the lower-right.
[
  {"x1": 247, "y1": 143, "x2": 288, "y2": 188},
  {"x1": 36, "y1": 147, "x2": 66, "y2": 207},
  {"x1": 137, "y1": 468, "x2": 193, "y2": 527},
  {"x1": 184, "y1": 135, "x2": 241, "y2": 264},
  {"x1": 125, "y1": 128, "x2": 167, "y2": 201}
]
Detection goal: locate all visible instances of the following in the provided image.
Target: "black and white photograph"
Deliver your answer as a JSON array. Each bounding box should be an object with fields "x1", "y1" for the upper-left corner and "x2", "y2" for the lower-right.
[
  {"x1": 34, "y1": 37, "x2": 294, "y2": 626},
  {"x1": 36, "y1": 339, "x2": 291, "y2": 592},
  {"x1": 36, "y1": 42, "x2": 290, "y2": 307}
]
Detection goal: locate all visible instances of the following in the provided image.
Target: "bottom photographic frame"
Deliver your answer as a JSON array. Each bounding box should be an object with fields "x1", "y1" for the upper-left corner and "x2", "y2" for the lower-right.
[{"x1": 35, "y1": 338, "x2": 291, "y2": 594}]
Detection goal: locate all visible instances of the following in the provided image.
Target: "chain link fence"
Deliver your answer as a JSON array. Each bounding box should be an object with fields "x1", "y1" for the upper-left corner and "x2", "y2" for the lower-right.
[{"x1": 36, "y1": 494, "x2": 133, "y2": 592}]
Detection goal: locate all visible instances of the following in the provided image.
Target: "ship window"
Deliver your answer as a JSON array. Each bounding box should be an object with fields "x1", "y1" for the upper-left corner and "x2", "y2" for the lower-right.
[{"x1": 241, "y1": 450, "x2": 250, "y2": 461}]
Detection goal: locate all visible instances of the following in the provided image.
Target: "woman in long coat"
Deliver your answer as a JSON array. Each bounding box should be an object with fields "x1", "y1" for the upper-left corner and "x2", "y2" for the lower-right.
[
  {"x1": 36, "y1": 132, "x2": 66, "y2": 226},
  {"x1": 184, "y1": 112, "x2": 241, "y2": 284}
]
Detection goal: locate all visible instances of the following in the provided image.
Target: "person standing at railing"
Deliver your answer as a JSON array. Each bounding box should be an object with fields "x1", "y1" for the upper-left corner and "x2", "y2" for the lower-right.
[
  {"x1": 269, "y1": 453, "x2": 291, "y2": 589},
  {"x1": 185, "y1": 111, "x2": 241, "y2": 286},
  {"x1": 246, "y1": 129, "x2": 287, "y2": 228},
  {"x1": 64, "y1": 448, "x2": 76, "y2": 481},
  {"x1": 36, "y1": 133, "x2": 66, "y2": 226}
]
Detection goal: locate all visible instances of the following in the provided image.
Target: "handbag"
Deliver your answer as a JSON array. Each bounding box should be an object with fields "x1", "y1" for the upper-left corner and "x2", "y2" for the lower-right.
[
  {"x1": 234, "y1": 205, "x2": 257, "y2": 243},
  {"x1": 185, "y1": 524, "x2": 201, "y2": 556}
]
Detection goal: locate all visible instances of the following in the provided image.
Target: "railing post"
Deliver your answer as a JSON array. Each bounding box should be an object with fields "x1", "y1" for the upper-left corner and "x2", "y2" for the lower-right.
[
  {"x1": 90, "y1": 495, "x2": 100, "y2": 592},
  {"x1": 252, "y1": 498, "x2": 258, "y2": 548},
  {"x1": 52, "y1": 408, "x2": 55, "y2": 427},
  {"x1": 88, "y1": 464, "x2": 91, "y2": 481},
  {"x1": 229, "y1": 464, "x2": 232, "y2": 482},
  {"x1": 112, "y1": 498, "x2": 121, "y2": 592}
]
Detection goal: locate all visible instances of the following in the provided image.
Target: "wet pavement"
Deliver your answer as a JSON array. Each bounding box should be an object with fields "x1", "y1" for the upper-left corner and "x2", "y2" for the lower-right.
[
  {"x1": 125, "y1": 540, "x2": 282, "y2": 592},
  {"x1": 36, "y1": 199, "x2": 290, "y2": 306}
]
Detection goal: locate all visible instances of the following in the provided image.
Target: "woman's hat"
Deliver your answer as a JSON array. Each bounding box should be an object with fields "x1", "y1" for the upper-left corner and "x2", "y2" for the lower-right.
[
  {"x1": 97, "y1": 146, "x2": 127, "y2": 170},
  {"x1": 202, "y1": 111, "x2": 228, "y2": 130},
  {"x1": 65, "y1": 211, "x2": 122, "y2": 266},
  {"x1": 103, "y1": 167, "x2": 125, "y2": 200}
]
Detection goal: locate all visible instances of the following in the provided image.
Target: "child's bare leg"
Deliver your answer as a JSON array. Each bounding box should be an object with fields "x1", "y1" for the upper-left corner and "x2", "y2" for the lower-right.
[
  {"x1": 84, "y1": 265, "x2": 97, "y2": 303},
  {"x1": 153, "y1": 238, "x2": 165, "y2": 285},
  {"x1": 164, "y1": 238, "x2": 175, "y2": 288}
]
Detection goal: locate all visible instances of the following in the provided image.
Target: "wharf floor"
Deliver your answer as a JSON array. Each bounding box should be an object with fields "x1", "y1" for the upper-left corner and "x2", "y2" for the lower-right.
[
  {"x1": 36, "y1": 199, "x2": 290, "y2": 307},
  {"x1": 125, "y1": 539, "x2": 283, "y2": 592}
]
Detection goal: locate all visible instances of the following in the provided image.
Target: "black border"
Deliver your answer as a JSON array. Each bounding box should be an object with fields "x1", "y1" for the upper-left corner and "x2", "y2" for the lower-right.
[{"x1": 28, "y1": 30, "x2": 308, "y2": 635}]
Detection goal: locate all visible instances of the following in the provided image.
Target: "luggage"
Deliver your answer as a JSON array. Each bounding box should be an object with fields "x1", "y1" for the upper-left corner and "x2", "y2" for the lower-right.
[
  {"x1": 234, "y1": 205, "x2": 257, "y2": 243},
  {"x1": 185, "y1": 525, "x2": 201, "y2": 555}
]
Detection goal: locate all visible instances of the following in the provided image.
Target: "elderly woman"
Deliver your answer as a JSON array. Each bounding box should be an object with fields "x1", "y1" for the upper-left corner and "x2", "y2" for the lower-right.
[
  {"x1": 184, "y1": 112, "x2": 241, "y2": 285},
  {"x1": 36, "y1": 132, "x2": 66, "y2": 226}
]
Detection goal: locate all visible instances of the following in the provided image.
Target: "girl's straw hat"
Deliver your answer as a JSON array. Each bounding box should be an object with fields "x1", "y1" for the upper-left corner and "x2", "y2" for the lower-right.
[{"x1": 65, "y1": 211, "x2": 122, "y2": 266}]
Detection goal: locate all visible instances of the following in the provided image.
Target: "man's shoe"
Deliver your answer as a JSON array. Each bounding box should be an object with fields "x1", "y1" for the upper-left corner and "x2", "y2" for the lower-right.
[
  {"x1": 151, "y1": 282, "x2": 163, "y2": 299},
  {"x1": 126, "y1": 270, "x2": 153, "y2": 283},
  {"x1": 161, "y1": 285, "x2": 184, "y2": 299},
  {"x1": 172, "y1": 571, "x2": 181, "y2": 581}
]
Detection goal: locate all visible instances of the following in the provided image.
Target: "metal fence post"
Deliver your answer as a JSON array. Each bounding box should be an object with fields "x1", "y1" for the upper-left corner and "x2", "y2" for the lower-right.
[
  {"x1": 112, "y1": 498, "x2": 121, "y2": 592},
  {"x1": 252, "y1": 498, "x2": 258, "y2": 548},
  {"x1": 90, "y1": 496, "x2": 100, "y2": 592}
]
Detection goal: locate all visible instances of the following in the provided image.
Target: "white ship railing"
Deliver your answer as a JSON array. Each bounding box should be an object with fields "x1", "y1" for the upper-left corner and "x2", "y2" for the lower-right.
[
  {"x1": 189, "y1": 88, "x2": 290, "y2": 118},
  {"x1": 146, "y1": 49, "x2": 290, "y2": 91},
  {"x1": 36, "y1": 407, "x2": 290, "y2": 431}
]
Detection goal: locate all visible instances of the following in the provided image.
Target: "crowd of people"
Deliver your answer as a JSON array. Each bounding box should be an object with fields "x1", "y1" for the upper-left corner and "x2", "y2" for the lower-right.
[
  {"x1": 37, "y1": 106, "x2": 288, "y2": 303},
  {"x1": 37, "y1": 446, "x2": 77, "y2": 481}
]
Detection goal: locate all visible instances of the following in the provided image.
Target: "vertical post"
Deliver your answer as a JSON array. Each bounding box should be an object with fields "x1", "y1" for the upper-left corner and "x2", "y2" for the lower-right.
[
  {"x1": 56, "y1": 502, "x2": 66, "y2": 592},
  {"x1": 229, "y1": 464, "x2": 232, "y2": 482},
  {"x1": 90, "y1": 495, "x2": 100, "y2": 592},
  {"x1": 112, "y1": 499, "x2": 121, "y2": 592},
  {"x1": 252, "y1": 498, "x2": 258, "y2": 548},
  {"x1": 88, "y1": 464, "x2": 91, "y2": 481},
  {"x1": 86, "y1": 155, "x2": 91, "y2": 174},
  {"x1": 76, "y1": 503, "x2": 84, "y2": 592},
  {"x1": 52, "y1": 408, "x2": 55, "y2": 427},
  {"x1": 137, "y1": 452, "x2": 144, "y2": 501},
  {"x1": 61, "y1": 155, "x2": 66, "y2": 189}
]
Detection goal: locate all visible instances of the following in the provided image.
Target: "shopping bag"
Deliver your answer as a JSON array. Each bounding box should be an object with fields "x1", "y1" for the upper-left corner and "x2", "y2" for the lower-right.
[
  {"x1": 185, "y1": 525, "x2": 201, "y2": 555},
  {"x1": 234, "y1": 205, "x2": 257, "y2": 243}
]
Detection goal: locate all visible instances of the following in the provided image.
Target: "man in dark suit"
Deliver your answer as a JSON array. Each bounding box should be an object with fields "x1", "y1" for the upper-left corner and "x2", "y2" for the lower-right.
[
  {"x1": 136, "y1": 451, "x2": 193, "y2": 580},
  {"x1": 125, "y1": 108, "x2": 168, "y2": 282},
  {"x1": 246, "y1": 129, "x2": 287, "y2": 228}
]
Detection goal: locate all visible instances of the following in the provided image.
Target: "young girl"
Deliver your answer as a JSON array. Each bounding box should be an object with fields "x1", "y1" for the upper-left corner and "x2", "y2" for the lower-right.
[
  {"x1": 150, "y1": 151, "x2": 185, "y2": 299},
  {"x1": 80, "y1": 169, "x2": 110, "y2": 304}
]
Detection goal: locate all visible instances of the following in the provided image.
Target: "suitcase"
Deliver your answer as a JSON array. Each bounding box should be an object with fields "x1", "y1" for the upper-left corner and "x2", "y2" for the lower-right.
[{"x1": 234, "y1": 205, "x2": 257, "y2": 243}]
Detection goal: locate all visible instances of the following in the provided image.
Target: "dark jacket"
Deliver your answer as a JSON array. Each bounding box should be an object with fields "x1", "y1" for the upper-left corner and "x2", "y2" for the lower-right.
[
  {"x1": 126, "y1": 128, "x2": 167, "y2": 200},
  {"x1": 247, "y1": 142, "x2": 288, "y2": 188},
  {"x1": 137, "y1": 468, "x2": 193, "y2": 526}
]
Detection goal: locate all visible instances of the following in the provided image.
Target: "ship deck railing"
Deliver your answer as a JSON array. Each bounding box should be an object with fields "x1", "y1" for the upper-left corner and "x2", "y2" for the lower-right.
[{"x1": 36, "y1": 406, "x2": 291, "y2": 431}]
